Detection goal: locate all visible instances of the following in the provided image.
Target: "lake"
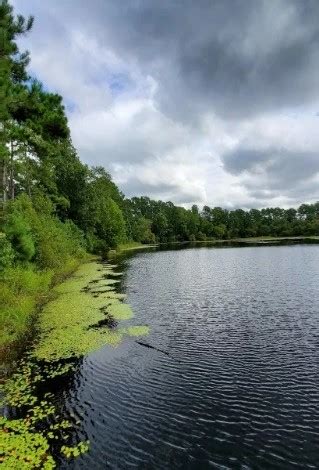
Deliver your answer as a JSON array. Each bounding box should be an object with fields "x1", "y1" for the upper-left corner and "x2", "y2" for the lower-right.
[{"x1": 61, "y1": 244, "x2": 319, "y2": 469}]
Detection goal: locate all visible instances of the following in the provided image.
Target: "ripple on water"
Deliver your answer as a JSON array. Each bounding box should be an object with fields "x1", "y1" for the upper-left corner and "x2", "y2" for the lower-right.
[{"x1": 61, "y1": 245, "x2": 319, "y2": 469}]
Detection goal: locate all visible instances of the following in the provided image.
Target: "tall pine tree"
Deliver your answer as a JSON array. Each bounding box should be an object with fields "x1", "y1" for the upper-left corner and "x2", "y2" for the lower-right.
[{"x1": 0, "y1": 0, "x2": 33, "y2": 203}]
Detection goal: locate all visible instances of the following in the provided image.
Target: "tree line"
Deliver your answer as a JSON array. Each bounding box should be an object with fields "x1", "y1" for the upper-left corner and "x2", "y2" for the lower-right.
[
  {"x1": 125, "y1": 197, "x2": 319, "y2": 243},
  {"x1": 1, "y1": 0, "x2": 319, "y2": 273}
]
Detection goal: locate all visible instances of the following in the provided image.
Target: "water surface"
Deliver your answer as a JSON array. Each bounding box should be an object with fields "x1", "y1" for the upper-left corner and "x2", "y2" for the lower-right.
[{"x1": 62, "y1": 244, "x2": 319, "y2": 469}]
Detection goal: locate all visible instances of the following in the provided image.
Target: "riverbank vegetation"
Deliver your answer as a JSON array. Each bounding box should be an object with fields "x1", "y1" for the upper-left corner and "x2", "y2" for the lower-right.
[
  {"x1": 0, "y1": 260, "x2": 149, "y2": 468},
  {"x1": 1, "y1": 0, "x2": 319, "y2": 352},
  {"x1": 0, "y1": 0, "x2": 319, "y2": 352}
]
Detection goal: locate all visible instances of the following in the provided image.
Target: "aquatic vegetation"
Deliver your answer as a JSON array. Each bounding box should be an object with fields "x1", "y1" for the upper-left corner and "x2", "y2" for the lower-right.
[
  {"x1": 107, "y1": 302, "x2": 134, "y2": 320},
  {"x1": 0, "y1": 260, "x2": 149, "y2": 468},
  {"x1": 33, "y1": 261, "x2": 148, "y2": 360},
  {"x1": 0, "y1": 416, "x2": 55, "y2": 469},
  {"x1": 61, "y1": 441, "x2": 90, "y2": 459},
  {"x1": 0, "y1": 360, "x2": 86, "y2": 469},
  {"x1": 0, "y1": 346, "x2": 94, "y2": 467},
  {"x1": 0, "y1": 361, "x2": 37, "y2": 408},
  {"x1": 123, "y1": 326, "x2": 150, "y2": 336}
]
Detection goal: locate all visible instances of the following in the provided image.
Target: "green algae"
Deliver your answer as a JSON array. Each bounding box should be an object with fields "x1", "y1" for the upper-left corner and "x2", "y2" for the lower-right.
[
  {"x1": 32, "y1": 261, "x2": 148, "y2": 360},
  {"x1": 1, "y1": 260, "x2": 149, "y2": 468},
  {"x1": 107, "y1": 303, "x2": 134, "y2": 320},
  {"x1": 124, "y1": 326, "x2": 150, "y2": 336}
]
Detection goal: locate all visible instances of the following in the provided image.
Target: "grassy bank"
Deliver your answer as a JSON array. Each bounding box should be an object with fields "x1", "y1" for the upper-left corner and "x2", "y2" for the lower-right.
[
  {"x1": 0, "y1": 259, "x2": 85, "y2": 358},
  {"x1": 116, "y1": 241, "x2": 158, "y2": 252},
  {"x1": 0, "y1": 194, "x2": 88, "y2": 358}
]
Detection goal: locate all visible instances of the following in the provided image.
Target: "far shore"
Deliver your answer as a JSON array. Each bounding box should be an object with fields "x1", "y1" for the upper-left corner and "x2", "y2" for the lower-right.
[
  {"x1": 112, "y1": 236, "x2": 319, "y2": 254},
  {"x1": 157, "y1": 235, "x2": 319, "y2": 246}
]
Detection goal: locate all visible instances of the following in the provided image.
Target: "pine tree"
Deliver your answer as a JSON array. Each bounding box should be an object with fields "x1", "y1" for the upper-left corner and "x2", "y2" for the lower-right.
[{"x1": 0, "y1": 0, "x2": 33, "y2": 204}]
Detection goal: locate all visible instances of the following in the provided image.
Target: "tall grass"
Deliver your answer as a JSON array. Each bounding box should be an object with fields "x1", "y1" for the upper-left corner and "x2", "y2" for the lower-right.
[
  {"x1": 0, "y1": 194, "x2": 88, "y2": 352},
  {"x1": 0, "y1": 267, "x2": 53, "y2": 347}
]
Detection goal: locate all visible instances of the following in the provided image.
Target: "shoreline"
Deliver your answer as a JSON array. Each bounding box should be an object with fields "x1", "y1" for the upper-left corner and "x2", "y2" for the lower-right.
[
  {"x1": 1, "y1": 235, "x2": 318, "y2": 363},
  {"x1": 123, "y1": 236, "x2": 319, "y2": 250},
  {"x1": 0, "y1": 256, "x2": 92, "y2": 370}
]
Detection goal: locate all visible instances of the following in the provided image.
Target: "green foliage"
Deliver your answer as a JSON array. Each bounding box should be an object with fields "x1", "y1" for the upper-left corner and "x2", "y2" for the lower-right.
[
  {"x1": 0, "y1": 416, "x2": 55, "y2": 469},
  {"x1": 0, "y1": 193, "x2": 88, "y2": 348},
  {"x1": 61, "y1": 441, "x2": 90, "y2": 460},
  {"x1": 0, "y1": 260, "x2": 149, "y2": 468},
  {"x1": 94, "y1": 197, "x2": 126, "y2": 250},
  {"x1": 79, "y1": 168, "x2": 127, "y2": 252},
  {"x1": 0, "y1": 234, "x2": 14, "y2": 269},
  {"x1": 3, "y1": 193, "x2": 86, "y2": 271},
  {"x1": 126, "y1": 196, "x2": 319, "y2": 243},
  {"x1": 4, "y1": 209, "x2": 35, "y2": 262},
  {"x1": 132, "y1": 216, "x2": 156, "y2": 244},
  {"x1": 1, "y1": 0, "x2": 129, "y2": 260},
  {"x1": 0, "y1": 266, "x2": 52, "y2": 346}
]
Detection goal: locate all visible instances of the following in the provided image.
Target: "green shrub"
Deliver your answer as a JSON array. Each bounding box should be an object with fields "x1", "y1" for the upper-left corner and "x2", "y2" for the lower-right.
[
  {"x1": 4, "y1": 211, "x2": 35, "y2": 262},
  {"x1": 85, "y1": 231, "x2": 100, "y2": 253},
  {"x1": 3, "y1": 193, "x2": 86, "y2": 271},
  {"x1": 0, "y1": 234, "x2": 14, "y2": 270}
]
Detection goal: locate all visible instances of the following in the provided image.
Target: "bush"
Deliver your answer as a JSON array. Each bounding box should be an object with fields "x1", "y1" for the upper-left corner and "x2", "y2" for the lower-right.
[
  {"x1": 3, "y1": 194, "x2": 86, "y2": 271},
  {"x1": 0, "y1": 235, "x2": 14, "y2": 270},
  {"x1": 197, "y1": 231, "x2": 207, "y2": 241},
  {"x1": 4, "y1": 211, "x2": 35, "y2": 262}
]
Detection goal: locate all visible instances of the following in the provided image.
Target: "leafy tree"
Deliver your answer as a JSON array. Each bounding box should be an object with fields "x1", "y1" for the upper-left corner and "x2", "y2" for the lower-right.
[{"x1": 132, "y1": 217, "x2": 155, "y2": 244}]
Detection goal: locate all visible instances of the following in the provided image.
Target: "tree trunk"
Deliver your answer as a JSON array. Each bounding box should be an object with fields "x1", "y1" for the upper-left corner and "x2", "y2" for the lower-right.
[{"x1": 9, "y1": 139, "x2": 14, "y2": 199}]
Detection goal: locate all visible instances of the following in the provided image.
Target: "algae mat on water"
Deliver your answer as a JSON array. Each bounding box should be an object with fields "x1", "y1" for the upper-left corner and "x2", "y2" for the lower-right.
[
  {"x1": 33, "y1": 261, "x2": 149, "y2": 360},
  {"x1": 0, "y1": 260, "x2": 149, "y2": 468}
]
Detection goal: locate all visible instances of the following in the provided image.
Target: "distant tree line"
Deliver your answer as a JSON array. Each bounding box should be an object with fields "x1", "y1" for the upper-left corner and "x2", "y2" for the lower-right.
[
  {"x1": 0, "y1": 0, "x2": 318, "y2": 273},
  {"x1": 125, "y1": 197, "x2": 319, "y2": 243}
]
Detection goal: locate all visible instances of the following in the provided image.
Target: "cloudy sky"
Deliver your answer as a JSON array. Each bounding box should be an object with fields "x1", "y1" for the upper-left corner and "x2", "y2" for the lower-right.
[{"x1": 13, "y1": 0, "x2": 319, "y2": 208}]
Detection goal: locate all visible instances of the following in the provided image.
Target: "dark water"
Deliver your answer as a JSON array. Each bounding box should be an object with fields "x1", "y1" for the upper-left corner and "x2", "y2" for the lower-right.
[{"x1": 62, "y1": 244, "x2": 319, "y2": 469}]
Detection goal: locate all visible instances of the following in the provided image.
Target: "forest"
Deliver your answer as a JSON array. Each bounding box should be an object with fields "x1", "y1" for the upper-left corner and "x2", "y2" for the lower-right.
[{"x1": 0, "y1": 1, "x2": 319, "y2": 348}]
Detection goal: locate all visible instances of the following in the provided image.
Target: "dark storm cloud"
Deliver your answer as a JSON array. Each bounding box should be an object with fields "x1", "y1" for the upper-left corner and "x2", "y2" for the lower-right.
[
  {"x1": 222, "y1": 149, "x2": 271, "y2": 175},
  {"x1": 119, "y1": 179, "x2": 177, "y2": 197},
  {"x1": 223, "y1": 147, "x2": 319, "y2": 200},
  {"x1": 63, "y1": 0, "x2": 319, "y2": 120},
  {"x1": 121, "y1": 178, "x2": 204, "y2": 204}
]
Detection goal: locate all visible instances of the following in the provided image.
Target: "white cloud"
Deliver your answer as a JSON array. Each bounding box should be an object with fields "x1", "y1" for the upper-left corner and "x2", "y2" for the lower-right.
[{"x1": 12, "y1": 0, "x2": 319, "y2": 209}]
